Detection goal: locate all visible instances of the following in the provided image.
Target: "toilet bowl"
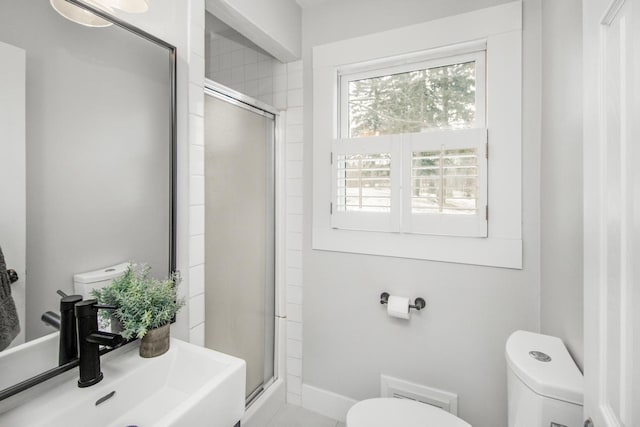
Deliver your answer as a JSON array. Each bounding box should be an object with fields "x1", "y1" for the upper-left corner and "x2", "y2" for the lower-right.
[{"x1": 346, "y1": 398, "x2": 471, "y2": 427}]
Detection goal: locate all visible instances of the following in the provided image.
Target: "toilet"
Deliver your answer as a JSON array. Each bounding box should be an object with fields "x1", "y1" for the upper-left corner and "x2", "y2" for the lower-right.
[
  {"x1": 347, "y1": 398, "x2": 470, "y2": 426},
  {"x1": 72, "y1": 262, "x2": 129, "y2": 298},
  {"x1": 347, "y1": 330, "x2": 583, "y2": 427},
  {"x1": 506, "y1": 330, "x2": 583, "y2": 427}
]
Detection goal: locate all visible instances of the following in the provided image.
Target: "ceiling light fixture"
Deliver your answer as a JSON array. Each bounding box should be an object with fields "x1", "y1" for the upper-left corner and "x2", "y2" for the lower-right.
[
  {"x1": 50, "y1": 0, "x2": 114, "y2": 28},
  {"x1": 102, "y1": 0, "x2": 149, "y2": 14},
  {"x1": 50, "y1": 0, "x2": 151, "y2": 28}
]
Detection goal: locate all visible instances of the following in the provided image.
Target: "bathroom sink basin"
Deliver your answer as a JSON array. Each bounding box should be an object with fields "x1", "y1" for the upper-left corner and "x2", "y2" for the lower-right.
[{"x1": 0, "y1": 338, "x2": 246, "y2": 427}]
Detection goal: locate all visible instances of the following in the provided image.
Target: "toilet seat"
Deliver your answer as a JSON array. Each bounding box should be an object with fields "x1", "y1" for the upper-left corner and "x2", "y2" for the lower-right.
[{"x1": 346, "y1": 398, "x2": 471, "y2": 427}]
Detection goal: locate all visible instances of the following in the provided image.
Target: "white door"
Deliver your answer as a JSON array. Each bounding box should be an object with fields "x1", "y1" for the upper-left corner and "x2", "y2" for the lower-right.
[
  {"x1": 583, "y1": 0, "x2": 640, "y2": 426},
  {"x1": 0, "y1": 41, "x2": 26, "y2": 348}
]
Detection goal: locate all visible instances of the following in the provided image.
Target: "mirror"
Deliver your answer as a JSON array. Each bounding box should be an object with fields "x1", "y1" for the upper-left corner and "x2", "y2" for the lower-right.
[{"x1": 0, "y1": 0, "x2": 176, "y2": 394}]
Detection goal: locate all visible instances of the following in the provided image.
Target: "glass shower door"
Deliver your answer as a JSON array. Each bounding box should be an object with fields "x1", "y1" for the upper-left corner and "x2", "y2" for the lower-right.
[{"x1": 203, "y1": 90, "x2": 275, "y2": 405}]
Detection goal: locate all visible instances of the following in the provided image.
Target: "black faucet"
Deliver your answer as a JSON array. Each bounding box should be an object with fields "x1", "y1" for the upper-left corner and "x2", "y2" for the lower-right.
[
  {"x1": 41, "y1": 290, "x2": 83, "y2": 366},
  {"x1": 75, "y1": 299, "x2": 123, "y2": 388}
]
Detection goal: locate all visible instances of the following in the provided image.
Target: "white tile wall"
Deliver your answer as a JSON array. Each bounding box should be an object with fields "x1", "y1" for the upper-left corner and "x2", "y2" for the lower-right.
[
  {"x1": 284, "y1": 60, "x2": 304, "y2": 406},
  {"x1": 188, "y1": 0, "x2": 206, "y2": 346}
]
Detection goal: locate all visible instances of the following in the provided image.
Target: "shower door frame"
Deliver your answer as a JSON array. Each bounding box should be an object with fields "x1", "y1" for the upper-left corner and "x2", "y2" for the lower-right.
[{"x1": 203, "y1": 79, "x2": 286, "y2": 408}]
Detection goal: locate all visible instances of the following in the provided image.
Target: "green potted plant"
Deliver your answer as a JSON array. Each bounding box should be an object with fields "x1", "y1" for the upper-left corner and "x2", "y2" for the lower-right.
[{"x1": 92, "y1": 263, "x2": 184, "y2": 358}]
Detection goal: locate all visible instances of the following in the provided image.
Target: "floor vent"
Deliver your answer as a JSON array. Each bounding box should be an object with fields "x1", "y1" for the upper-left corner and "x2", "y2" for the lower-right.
[{"x1": 380, "y1": 374, "x2": 459, "y2": 415}]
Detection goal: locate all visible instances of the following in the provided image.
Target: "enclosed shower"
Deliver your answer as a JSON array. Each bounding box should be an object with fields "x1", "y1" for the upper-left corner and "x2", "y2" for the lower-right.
[{"x1": 203, "y1": 83, "x2": 277, "y2": 406}]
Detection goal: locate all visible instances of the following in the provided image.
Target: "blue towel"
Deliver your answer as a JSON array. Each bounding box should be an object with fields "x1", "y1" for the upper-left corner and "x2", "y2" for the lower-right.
[{"x1": 0, "y1": 246, "x2": 20, "y2": 351}]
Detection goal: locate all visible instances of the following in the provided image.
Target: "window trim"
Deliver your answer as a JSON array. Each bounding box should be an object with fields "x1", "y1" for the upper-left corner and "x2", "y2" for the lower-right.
[{"x1": 312, "y1": 1, "x2": 523, "y2": 269}]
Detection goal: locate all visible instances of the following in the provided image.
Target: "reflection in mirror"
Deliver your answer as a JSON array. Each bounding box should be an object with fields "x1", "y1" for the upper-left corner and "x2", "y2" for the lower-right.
[{"x1": 0, "y1": 0, "x2": 174, "y2": 393}]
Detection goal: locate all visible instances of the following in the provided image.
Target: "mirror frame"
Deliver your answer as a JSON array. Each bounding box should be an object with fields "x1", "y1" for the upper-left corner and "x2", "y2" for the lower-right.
[{"x1": 0, "y1": 0, "x2": 177, "y2": 401}]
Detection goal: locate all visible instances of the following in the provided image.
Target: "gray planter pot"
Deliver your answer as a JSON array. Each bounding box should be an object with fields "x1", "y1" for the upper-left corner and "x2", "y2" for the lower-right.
[{"x1": 139, "y1": 323, "x2": 170, "y2": 358}]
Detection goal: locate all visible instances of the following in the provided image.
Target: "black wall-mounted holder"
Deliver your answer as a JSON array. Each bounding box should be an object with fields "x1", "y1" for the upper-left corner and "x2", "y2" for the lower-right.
[{"x1": 380, "y1": 292, "x2": 426, "y2": 311}]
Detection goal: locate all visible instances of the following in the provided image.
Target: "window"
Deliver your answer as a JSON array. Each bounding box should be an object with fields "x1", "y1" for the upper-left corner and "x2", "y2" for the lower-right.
[
  {"x1": 312, "y1": 1, "x2": 523, "y2": 268},
  {"x1": 332, "y1": 50, "x2": 488, "y2": 237}
]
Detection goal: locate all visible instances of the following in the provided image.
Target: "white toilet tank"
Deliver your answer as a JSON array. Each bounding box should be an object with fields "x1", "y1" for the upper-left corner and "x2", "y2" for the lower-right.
[
  {"x1": 506, "y1": 330, "x2": 583, "y2": 427},
  {"x1": 73, "y1": 262, "x2": 129, "y2": 299}
]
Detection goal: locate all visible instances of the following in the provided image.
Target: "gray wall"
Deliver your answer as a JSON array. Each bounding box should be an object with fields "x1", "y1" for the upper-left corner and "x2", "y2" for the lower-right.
[
  {"x1": 302, "y1": 1, "x2": 542, "y2": 426},
  {"x1": 0, "y1": 1, "x2": 172, "y2": 341},
  {"x1": 540, "y1": 0, "x2": 584, "y2": 370}
]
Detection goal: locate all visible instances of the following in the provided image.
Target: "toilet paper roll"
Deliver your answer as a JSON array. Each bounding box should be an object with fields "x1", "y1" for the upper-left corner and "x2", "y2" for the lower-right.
[{"x1": 387, "y1": 295, "x2": 410, "y2": 320}]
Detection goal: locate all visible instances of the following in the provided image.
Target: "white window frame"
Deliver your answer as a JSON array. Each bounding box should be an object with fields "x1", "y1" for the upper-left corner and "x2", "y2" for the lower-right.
[{"x1": 312, "y1": 1, "x2": 523, "y2": 268}]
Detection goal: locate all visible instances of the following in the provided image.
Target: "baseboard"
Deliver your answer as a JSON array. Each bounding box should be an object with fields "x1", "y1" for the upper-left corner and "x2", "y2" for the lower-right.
[
  {"x1": 242, "y1": 379, "x2": 285, "y2": 427},
  {"x1": 301, "y1": 384, "x2": 358, "y2": 422}
]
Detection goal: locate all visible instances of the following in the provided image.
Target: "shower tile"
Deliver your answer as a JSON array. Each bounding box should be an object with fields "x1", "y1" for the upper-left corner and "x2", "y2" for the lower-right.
[
  {"x1": 258, "y1": 77, "x2": 273, "y2": 95},
  {"x1": 258, "y1": 60, "x2": 274, "y2": 79},
  {"x1": 189, "y1": 294, "x2": 205, "y2": 328},
  {"x1": 244, "y1": 49, "x2": 258, "y2": 65},
  {"x1": 190, "y1": 23, "x2": 204, "y2": 57},
  {"x1": 286, "y1": 125, "x2": 303, "y2": 143},
  {"x1": 287, "y1": 88, "x2": 303, "y2": 108},
  {"x1": 189, "y1": 114, "x2": 204, "y2": 146},
  {"x1": 287, "y1": 320, "x2": 303, "y2": 341},
  {"x1": 286, "y1": 178, "x2": 303, "y2": 197},
  {"x1": 273, "y1": 91, "x2": 287, "y2": 110},
  {"x1": 189, "y1": 322, "x2": 204, "y2": 347},
  {"x1": 286, "y1": 232, "x2": 302, "y2": 251},
  {"x1": 287, "y1": 196, "x2": 303, "y2": 215},
  {"x1": 287, "y1": 339, "x2": 302, "y2": 359},
  {"x1": 286, "y1": 161, "x2": 303, "y2": 179},
  {"x1": 189, "y1": 175, "x2": 205, "y2": 205},
  {"x1": 273, "y1": 73, "x2": 287, "y2": 93},
  {"x1": 287, "y1": 303, "x2": 303, "y2": 322},
  {"x1": 272, "y1": 61, "x2": 287, "y2": 76},
  {"x1": 189, "y1": 205, "x2": 205, "y2": 236},
  {"x1": 287, "y1": 357, "x2": 302, "y2": 376},
  {"x1": 232, "y1": 66, "x2": 245, "y2": 84},
  {"x1": 287, "y1": 284, "x2": 303, "y2": 305},
  {"x1": 245, "y1": 63, "x2": 259, "y2": 81},
  {"x1": 220, "y1": 52, "x2": 232, "y2": 70},
  {"x1": 287, "y1": 215, "x2": 303, "y2": 234},
  {"x1": 287, "y1": 61, "x2": 303, "y2": 74},
  {"x1": 286, "y1": 267, "x2": 303, "y2": 286},
  {"x1": 189, "y1": 83, "x2": 204, "y2": 117},
  {"x1": 189, "y1": 264, "x2": 205, "y2": 298},
  {"x1": 189, "y1": 234, "x2": 205, "y2": 266},
  {"x1": 287, "y1": 70, "x2": 303, "y2": 90},
  {"x1": 189, "y1": 54, "x2": 205, "y2": 88},
  {"x1": 287, "y1": 107, "x2": 303, "y2": 125},
  {"x1": 232, "y1": 50, "x2": 245, "y2": 68},
  {"x1": 190, "y1": 144, "x2": 204, "y2": 176},
  {"x1": 287, "y1": 142, "x2": 303, "y2": 160}
]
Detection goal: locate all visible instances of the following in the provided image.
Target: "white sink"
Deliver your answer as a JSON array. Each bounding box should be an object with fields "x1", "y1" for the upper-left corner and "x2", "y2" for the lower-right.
[{"x1": 0, "y1": 338, "x2": 246, "y2": 427}]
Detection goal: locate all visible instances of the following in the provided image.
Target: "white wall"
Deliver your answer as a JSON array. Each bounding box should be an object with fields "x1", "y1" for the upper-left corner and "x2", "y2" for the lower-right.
[
  {"x1": 540, "y1": 0, "x2": 584, "y2": 370},
  {"x1": 301, "y1": 1, "x2": 541, "y2": 426}
]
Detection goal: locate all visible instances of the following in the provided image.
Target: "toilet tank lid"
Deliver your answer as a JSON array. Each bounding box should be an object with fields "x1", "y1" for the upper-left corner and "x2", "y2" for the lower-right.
[
  {"x1": 506, "y1": 330, "x2": 583, "y2": 405},
  {"x1": 73, "y1": 262, "x2": 129, "y2": 284}
]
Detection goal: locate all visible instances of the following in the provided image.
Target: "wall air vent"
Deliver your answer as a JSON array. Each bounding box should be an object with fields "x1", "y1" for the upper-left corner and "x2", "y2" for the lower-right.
[{"x1": 380, "y1": 374, "x2": 459, "y2": 415}]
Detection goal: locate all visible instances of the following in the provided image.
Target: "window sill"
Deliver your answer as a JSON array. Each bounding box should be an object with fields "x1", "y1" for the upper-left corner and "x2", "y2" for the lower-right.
[{"x1": 312, "y1": 227, "x2": 522, "y2": 269}]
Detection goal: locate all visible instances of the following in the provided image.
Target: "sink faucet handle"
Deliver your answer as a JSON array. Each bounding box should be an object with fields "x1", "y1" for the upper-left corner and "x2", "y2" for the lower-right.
[
  {"x1": 94, "y1": 304, "x2": 117, "y2": 311},
  {"x1": 57, "y1": 290, "x2": 68, "y2": 298}
]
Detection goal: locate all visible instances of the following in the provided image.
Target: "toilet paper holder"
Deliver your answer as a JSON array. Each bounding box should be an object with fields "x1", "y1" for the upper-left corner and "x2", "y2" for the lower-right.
[{"x1": 380, "y1": 292, "x2": 426, "y2": 311}]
